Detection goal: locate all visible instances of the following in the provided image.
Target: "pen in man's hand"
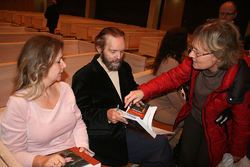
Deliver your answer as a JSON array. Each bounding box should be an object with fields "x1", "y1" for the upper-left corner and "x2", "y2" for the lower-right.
[{"x1": 116, "y1": 104, "x2": 119, "y2": 112}]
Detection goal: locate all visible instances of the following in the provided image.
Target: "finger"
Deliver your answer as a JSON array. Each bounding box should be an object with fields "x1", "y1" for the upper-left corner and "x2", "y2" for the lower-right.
[
  {"x1": 65, "y1": 157, "x2": 72, "y2": 162},
  {"x1": 55, "y1": 155, "x2": 66, "y2": 166},
  {"x1": 127, "y1": 91, "x2": 142, "y2": 106},
  {"x1": 84, "y1": 149, "x2": 89, "y2": 154},
  {"x1": 79, "y1": 147, "x2": 86, "y2": 152},
  {"x1": 124, "y1": 93, "x2": 131, "y2": 105},
  {"x1": 138, "y1": 100, "x2": 144, "y2": 106},
  {"x1": 116, "y1": 112, "x2": 128, "y2": 124},
  {"x1": 117, "y1": 110, "x2": 123, "y2": 115},
  {"x1": 130, "y1": 97, "x2": 140, "y2": 106},
  {"x1": 124, "y1": 94, "x2": 133, "y2": 108},
  {"x1": 120, "y1": 117, "x2": 128, "y2": 124},
  {"x1": 57, "y1": 161, "x2": 62, "y2": 167},
  {"x1": 53, "y1": 160, "x2": 60, "y2": 167}
]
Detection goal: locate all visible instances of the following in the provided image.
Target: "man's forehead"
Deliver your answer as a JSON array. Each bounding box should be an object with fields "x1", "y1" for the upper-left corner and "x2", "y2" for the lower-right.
[
  {"x1": 105, "y1": 35, "x2": 125, "y2": 48},
  {"x1": 105, "y1": 34, "x2": 124, "y2": 41},
  {"x1": 220, "y1": 2, "x2": 236, "y2": 11}
]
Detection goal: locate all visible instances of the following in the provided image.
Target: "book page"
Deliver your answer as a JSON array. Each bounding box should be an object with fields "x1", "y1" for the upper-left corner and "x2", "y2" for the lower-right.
[
  {"x1": 122, "y1": 106, "x2": 175, "y2": 138},
  {"x1": 122, "y1": 106, "x2": 157, "y2": 138}
]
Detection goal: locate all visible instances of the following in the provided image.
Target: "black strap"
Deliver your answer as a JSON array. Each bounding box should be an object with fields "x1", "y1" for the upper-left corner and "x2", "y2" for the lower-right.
[{"x1": 214, "y1": 107, "x2": 232, "y2": 139}]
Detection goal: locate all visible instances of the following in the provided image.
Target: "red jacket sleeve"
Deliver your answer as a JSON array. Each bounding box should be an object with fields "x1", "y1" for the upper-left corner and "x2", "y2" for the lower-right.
[{"x1": 139, "y1": 57, "x2": 193, "y2": 99}]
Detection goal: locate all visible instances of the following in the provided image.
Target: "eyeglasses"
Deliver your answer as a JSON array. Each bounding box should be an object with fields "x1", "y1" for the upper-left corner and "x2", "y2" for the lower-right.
[
  {"x1": 219, "y1": 12, "x2": 235, "y2": 16},
  {"x1": 188, "y1": 47, "x2": 213, "y2": 57}
]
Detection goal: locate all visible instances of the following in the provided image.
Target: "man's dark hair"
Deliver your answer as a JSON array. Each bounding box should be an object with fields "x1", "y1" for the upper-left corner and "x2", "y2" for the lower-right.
[{"x1": 95, "y1": 27, "x2": 125, "y2": 51}]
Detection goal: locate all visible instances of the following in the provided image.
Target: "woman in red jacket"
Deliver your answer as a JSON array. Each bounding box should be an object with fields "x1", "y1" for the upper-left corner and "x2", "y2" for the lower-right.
[{"x1": 125, "y1": 19, "x2": 249, "y2": 167}]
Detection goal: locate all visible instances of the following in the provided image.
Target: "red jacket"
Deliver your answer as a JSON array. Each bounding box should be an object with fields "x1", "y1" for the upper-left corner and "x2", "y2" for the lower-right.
[{"x1": 139, "y1": 57, "x2": 249, "y2": 167}]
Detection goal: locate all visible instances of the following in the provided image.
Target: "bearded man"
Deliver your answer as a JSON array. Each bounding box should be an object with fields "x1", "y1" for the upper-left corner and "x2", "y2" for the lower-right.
[{"x1": 72, "y1": 27, "x2": 174, "y2": 167}]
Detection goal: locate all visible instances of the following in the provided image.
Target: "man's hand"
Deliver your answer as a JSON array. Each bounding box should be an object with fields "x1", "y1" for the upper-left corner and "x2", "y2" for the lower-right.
[
  {"x1": 124, "y1": 90, "x2": 144, "y2": 108},
  {"x1": 107, "y1": 108, "x2": 128, "y2": 124}
]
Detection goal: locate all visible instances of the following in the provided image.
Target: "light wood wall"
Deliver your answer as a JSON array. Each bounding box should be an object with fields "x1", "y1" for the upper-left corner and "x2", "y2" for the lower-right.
[
  {"x1": 159, "y1": 0, "x2": 186, "y2": 31},
  {"x1": 0, "y1": 0, "x2": 45, "y2": 12},
  {"x1": 147, "y1": 0, "x2": 162, "y2": 29},
  {"x1": 0, "y1": 0, "x2": 185, "y2": 31}
]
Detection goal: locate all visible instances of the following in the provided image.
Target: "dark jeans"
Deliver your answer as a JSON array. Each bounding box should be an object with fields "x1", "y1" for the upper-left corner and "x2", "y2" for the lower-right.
[
  {"x1": 126, "y1": 129, "x2": 175, "y2": 167},
  {"x1": 178, "y1": 114, "x2": 209, "y2": 167}
]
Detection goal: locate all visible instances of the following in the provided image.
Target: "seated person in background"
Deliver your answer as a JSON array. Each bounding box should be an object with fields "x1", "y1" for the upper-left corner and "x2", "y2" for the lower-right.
[
  {"x1": 125, "y1": 19, "x2": 249, "y2": 167},
  {"x1": 72, "y1": 27, "x2": 174, "y2": 167},
  {"x1": 1, "y1": 35, "x2": 90, "y2": 167},
  {"x1": 149, "y1": 27, "x2": 187, "y2": 125}
]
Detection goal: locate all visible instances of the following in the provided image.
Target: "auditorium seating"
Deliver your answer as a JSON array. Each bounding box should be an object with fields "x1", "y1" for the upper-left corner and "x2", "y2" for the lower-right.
[
  {"x1": 0, "y1": 10, "x2": 164, "y2": 50},
  {"x1": 0, "y1": 141, "x2": 23, "y2": 167},
  {"x1": 138, "y1": 36, "x2": 163, "y2": 57}
]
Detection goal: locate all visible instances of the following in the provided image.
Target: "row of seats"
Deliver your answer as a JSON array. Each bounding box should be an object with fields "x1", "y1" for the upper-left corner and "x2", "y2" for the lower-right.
[{"x1": 0, "y1": 10, "x2": 165, "y2": 56}]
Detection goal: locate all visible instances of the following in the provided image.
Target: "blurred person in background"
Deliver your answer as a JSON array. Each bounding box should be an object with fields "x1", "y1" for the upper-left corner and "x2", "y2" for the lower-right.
[{"x1": 150, "y1": 27, "x2": 188, "y2": 125}]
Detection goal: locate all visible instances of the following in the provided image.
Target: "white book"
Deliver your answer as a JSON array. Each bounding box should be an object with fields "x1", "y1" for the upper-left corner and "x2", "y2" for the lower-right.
[{"x1": 122, "y1": 105, "x2": 175, "y2": 138}]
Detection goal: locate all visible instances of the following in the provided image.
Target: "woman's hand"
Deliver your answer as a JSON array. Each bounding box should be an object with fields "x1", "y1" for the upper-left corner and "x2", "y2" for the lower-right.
[
  {"x1": 33, "y1": 154, "x2": 71, "y2": 167},
  {"x1": 124, "y1": 90, "x2": 144, "y2": 108}
]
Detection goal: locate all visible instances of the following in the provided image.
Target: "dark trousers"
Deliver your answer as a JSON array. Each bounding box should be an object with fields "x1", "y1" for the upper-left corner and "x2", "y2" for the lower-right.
[
  {"x1": 126, "y1": 129, "x2": 175, "y2": 167},
  {"x1": 178, "y1": 114, "x2": 209, "y2": 167}
]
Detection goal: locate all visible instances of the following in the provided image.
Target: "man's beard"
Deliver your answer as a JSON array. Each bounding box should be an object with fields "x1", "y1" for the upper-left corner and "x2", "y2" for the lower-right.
[{"x1": 101, "y1": 53, "x2": 122, "y2": 71}]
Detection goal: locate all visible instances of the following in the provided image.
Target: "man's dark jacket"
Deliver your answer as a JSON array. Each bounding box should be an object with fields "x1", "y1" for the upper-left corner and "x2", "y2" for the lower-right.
[{"x1": 72, "y1": 55, "x2": 138, "y2": 166}]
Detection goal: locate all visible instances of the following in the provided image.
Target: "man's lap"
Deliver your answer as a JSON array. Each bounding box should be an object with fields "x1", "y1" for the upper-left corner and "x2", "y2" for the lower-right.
[{"x1": 126, "y1": 128, "x2": 175, "y2": 167}]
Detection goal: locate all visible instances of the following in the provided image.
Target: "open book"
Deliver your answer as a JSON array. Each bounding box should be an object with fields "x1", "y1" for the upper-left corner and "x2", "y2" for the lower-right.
[
  {"x1": 56, "y1": 147, "x2": 101, "y2": 167},
  {"x1": 122, "y1": 104, "x2": 175, "y2": 138}
]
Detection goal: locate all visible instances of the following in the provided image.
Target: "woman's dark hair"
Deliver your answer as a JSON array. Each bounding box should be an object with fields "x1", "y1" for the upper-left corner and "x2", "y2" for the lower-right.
[{"x1": 153, "y1": 27, "x2": 188, "y2": 74}]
